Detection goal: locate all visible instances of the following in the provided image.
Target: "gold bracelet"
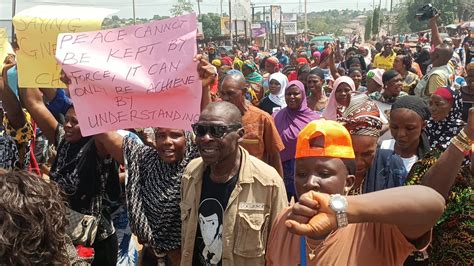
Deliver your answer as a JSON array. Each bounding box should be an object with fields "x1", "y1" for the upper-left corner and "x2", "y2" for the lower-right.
[
  {"x1": 459, "y1": 129, "x2": 473, "y2": 145},
  {"x1": 453, "y1": 136, "x2": 470, "y2": 150},
  {"x1": 451, "y1": 136, "x2": 471, "y2": 153}
]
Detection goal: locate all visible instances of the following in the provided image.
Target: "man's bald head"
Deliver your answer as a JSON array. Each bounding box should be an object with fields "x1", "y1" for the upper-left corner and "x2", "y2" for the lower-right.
[
  {"x1": 222, "y1": 72, "x2": 247, "y2": 89},
  {"x1": 433, "y1": 43, "x2": 454, "y2": 66},
  {"x1": 200, "y1": 101, "x2": 242, "y2": 125}
]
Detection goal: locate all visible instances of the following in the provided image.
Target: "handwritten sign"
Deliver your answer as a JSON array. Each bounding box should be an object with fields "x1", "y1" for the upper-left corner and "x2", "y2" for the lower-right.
[
  {"x1": 56, "y1": 13, "x2": 201, "y2": 136},
  {"x1": 13, "y1": 5, "x2": 115, "y2": 88},
  {"x1": 0, "y1": 28, "x2": 13, "y2": 63}
]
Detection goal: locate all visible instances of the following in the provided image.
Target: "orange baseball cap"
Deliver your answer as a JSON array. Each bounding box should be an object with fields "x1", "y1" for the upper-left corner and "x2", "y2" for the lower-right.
[{"x1": 296, "y1": 120, "x2": 355, "y2": 159}]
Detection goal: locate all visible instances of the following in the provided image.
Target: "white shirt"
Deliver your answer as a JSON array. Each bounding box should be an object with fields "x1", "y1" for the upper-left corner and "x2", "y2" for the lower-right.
[{"x1": 380, "y1": 139, "x2": 418, "y2": 172}]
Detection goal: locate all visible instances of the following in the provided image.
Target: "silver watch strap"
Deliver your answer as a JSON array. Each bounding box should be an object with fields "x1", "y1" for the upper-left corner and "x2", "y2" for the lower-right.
[{"x1": 336, "y1": 211, "x2": 348, "y2": 228}]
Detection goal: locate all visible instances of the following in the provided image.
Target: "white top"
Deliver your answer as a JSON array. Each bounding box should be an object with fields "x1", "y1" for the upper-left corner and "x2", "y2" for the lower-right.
[{"x1": 380, "y1": 139, "x2": 418, "y2": 173}]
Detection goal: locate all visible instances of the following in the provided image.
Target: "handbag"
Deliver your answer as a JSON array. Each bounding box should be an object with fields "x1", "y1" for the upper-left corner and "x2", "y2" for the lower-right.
[{"x1": 66, "y1": 208, "x2": 99, "y2": 247}]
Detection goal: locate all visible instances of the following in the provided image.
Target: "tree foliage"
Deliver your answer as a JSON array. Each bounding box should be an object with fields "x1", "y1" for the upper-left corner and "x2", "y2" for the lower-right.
[
  {"x1": 365, "y1": 16, "x2": 372, "y2": 41},
  {"x1": 170, "y1": 0, "x2": 194, "y2": 17},
  {"x1": 399, "y1": 0, "x2": 469, "y2": 33},
  {"x1": 372, "y1": 7, "x2": 380, "y2": 35},
  {"x1": 200, "y1": 13, "x2": 221, "y2": 39}
]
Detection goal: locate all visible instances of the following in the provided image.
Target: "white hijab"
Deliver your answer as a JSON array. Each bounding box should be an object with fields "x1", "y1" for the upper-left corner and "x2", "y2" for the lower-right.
[{"x1": 268, "y1": 72, "x2": 288, "y2": 107}]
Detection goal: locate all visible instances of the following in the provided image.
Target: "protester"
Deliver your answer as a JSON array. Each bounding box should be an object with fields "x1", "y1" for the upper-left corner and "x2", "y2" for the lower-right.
[
  {"x1": 0, "y1": 169, "x2": 84, "y2": 265},
  {"x1": 414, "y1": 15, "x2": 455, "y2": 101},
  {"x1": 393, "y1": 53, "x2": 419, "y2": 94},
  {"x1": 297, "y1": 64, "x2": 311, "y2": 93},
  {"x1": 94, "y1": 127, "x2": 198, "y2": 265},
  {"x1": 265, "y1": 119, "x2": 445, "y2": 265},
  {"x1": 306, "y1": 68, "x2": 329, "y2": 113},
  {"x1": 338, "y1": 94, "x2": 382, "y2": 195},
  {"x1": 427, "y1": 87, "x2": 465, "y2": 151},
  {"x1": 242, "y1": 60, "x2": 264, "y2": 103},
  {"x1": 21, "y1": 87, "x2": 121, "y2": 265},
  {"x1": 364, "y1": 68, "x2": 384, "y2": 94},
  {"x1": 259, "y1": 72, "x2": 288, "y2": 115},
  {"x1": 273, "y1": 80, "x2": 320, "y2": 201},
  {"x1": 0, "y1": 62, "x2": 33, "y2": 171},
  {"x1": 348, "y1": 67, "x2": 366, "y2": 92},
  {"x1": 369, "y1": 69, "x2": 408, "y2": 104},
  {"x1": 322, "y1": 76, "x2": 356, "y2": 120},
  {"x1": 218, "y1": 72, "x2": 284, "y2": 176},
  {"x1": 372, "y1": 39, "x2": 397, "y2": 70},
  {"x1": 461, "y1": 62, "x2": 474, "y2": 121},
  {"x1": 404, "y1": 109, "x2": 474, "y2": 265},
  {"x1": 180, "y1": 101, "x2": 288, "y2": 265},
  {"x1": 365, "y1": 96, "x2": 431, "y2": 193}
]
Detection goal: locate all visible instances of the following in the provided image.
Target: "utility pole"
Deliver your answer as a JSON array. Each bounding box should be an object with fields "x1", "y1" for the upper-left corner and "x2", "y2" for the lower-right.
[
  {"x1": 304, "y1": 0, "x2": 308, "y2": 41},
  {"x1": 197, "y1": 0, "x2": 201, "y2": 18},
  {"x1": 270, "y1": 5, "x2": 273, "y2": 48},
  {"x1": 229, "y1": 0, "x2": 233, "y2": 46},
  {"x1": 12, "y1": 0, "x2": 17, "y2": 38},
  {"x1": 132, "y1": 0, "x2": 136, "y2": 25},
  {"x1": 220, "y1": 0, "x2": 223, "y2": 16}
]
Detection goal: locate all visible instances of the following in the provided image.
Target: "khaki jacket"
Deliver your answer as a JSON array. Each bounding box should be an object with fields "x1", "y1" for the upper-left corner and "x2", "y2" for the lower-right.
[{"x1": 180, "y1": 147, "x2": 288, "y2": 265}]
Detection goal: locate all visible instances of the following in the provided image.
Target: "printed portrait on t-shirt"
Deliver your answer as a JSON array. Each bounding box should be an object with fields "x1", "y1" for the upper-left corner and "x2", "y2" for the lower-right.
[{"x1": 198, "y1": 198, "x2": 224, "y2": 265}]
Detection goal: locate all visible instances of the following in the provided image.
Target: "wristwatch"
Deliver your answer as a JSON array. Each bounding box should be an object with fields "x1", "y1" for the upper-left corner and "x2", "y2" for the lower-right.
[{"x1": 329, "y1": 194, "x2": 348, "y2": 228}]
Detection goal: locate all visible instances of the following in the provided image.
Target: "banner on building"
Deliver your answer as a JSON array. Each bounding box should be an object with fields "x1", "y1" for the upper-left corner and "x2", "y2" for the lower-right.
[
  {"x1": 251, "y1": 23, "x2": 266, "y2": 38},
  {"x1": 282, "y1": 13, "x2": 297, "y2": 22},
  {"x1": 281, "y1": 22, "x2": 297, "y2": 35}
]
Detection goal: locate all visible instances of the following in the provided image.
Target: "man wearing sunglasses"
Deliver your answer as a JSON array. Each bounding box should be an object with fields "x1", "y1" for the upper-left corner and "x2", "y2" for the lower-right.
[
  {"x1": 180, "y1": 101, "x2": 288, "y2": 265},
  {"x1": 218, "y1": 72, "x2": 285, "y2": 177}
]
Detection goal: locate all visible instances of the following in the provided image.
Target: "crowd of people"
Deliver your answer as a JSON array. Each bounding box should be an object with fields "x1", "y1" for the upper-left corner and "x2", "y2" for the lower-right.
[{"x1": 0, "y1": 11, "x2": 473, "y2": 266}]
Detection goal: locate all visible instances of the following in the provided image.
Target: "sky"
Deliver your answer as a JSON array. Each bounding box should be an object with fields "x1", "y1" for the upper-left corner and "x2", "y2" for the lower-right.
[{"x1": 1, "y1": 0, "x2": 394, "y2": 20}]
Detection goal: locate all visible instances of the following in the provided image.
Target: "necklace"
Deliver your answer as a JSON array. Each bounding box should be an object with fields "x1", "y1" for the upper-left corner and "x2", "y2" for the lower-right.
[{"x1": 305, "y1": 238, "x2": 321, "y2": 261}]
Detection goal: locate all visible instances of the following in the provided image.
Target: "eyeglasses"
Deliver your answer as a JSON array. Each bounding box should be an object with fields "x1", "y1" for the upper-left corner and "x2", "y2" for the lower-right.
[{"x1": 192, "y1": 123, "x2": 242, "y2": 139}]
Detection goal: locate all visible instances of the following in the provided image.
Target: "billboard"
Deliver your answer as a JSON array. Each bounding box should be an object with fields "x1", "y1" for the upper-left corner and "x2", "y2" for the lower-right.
[
  {"x1": 281, "y1": 22, "x2": 297, "y2": 35},
  {"x1": 232, "y1": 0, "x2": 251, "y2": 21}
]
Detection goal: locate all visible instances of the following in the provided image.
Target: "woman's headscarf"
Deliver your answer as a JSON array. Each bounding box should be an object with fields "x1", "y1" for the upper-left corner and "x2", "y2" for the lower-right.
[
  {"x1": 382, "y1": 69, "x2": 400, "y2": 85},
  {"x1": 243, "y1": 60, "x2": 263, "y2": 85},
  {"x1": 391, "y1": 95, "x2": 431, "y2": 157},
  {"x1": 427, "y1": 87, "x2": 465, "y2": 151},
  {"x1": 367, "y1": 68, "x2": 385, "y2": 86},
  {"x1": 211, "y1": 59, "x2": 222, "y2": 67},
  {"x1": 322, "y1": 76, "x2": 356, "y2": 120},
  {"x1": 233, "y1": 57, "x2": 244, "y2": 71},
  {"x1": 268, "y1": 72, "x2": 288, "y2": 107},
  {"x1": 338, "y1": 94, "x2": 382, "y2": 137},
  {"x1": 221, "y1": 56, "x2": 233, "y2": 66},
  {"x1": 346, "y1": 55, "x2": 367, "y2": 71},
  {"x1": 273, "y1": 80, "x2": 320, "y2": 162}
]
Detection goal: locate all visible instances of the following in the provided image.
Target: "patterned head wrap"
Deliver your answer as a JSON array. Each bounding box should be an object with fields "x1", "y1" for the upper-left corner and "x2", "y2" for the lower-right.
[
  {"x1": 338, "y1": 94, "x2": 382, "y2": 137},
  {"x1": 427, "y1": 87, "x2": 466, "y2": 150}
]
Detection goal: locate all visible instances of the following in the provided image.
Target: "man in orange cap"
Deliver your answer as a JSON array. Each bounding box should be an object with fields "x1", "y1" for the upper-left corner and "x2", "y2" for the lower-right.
[{"x1": 265, "y1": 119, "x2": 445, "y2": 265}]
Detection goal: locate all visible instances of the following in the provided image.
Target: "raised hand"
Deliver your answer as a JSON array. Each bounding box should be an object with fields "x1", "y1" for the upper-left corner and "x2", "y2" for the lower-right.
[{"x1": 194, "y1": 54, "x2": 217, "y2": 88}]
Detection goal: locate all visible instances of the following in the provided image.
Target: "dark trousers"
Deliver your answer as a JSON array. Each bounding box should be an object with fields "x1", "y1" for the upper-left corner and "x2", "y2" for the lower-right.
[{"x1": 92, "y1": 233, "x2": 118, "y2": 266}]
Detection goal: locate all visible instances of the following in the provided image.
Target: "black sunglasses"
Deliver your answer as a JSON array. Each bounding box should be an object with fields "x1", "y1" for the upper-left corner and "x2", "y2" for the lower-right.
[{"x1": 192, "y1": 123, "x2": 242, "y2": 139}]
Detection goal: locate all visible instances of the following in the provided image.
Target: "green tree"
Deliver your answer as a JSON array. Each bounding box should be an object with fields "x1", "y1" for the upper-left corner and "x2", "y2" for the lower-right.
[
  {"x1": 200, "y1": 13, "x2": 221, "y2": 38},
  {"x1": 400, "y1": 0, "x2": 459, "y2": 33},
  {"x1": 170, "y1": 0, "x2": 194, "y2": 17},
  {"x1": 372, "y1": 7, "x2": 380, "y2": 36},
  {"x1": 365, "y1": 16, "x2": 372, "y2": 42}
]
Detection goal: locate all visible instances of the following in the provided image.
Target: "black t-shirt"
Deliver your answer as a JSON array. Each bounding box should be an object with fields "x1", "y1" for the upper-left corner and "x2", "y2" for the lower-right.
[
  {"x1": 258, "y1": 96, "x2": 282, "y2": 115},
  {"x1": 192, "y1": 167, "x2": 238, "y2": 265}
]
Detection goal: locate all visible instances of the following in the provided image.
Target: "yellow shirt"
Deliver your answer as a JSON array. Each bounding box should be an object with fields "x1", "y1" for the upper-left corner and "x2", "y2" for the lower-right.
[{"x1": 373, "y1": 51, "x2": 397, "y2": 71}]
